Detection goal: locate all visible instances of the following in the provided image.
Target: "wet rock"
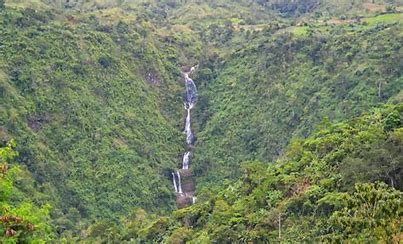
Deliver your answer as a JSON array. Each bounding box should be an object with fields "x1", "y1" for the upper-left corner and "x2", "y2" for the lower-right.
[
  {"x1": 145, "y1": 72, "x2": 162, "y2": 85},
  {"x1": 176, "y1": 194, "x2": 194, "y2": 209},
  {"x1": 28, "y1": 118, "x2": 43, "y2": 132}
]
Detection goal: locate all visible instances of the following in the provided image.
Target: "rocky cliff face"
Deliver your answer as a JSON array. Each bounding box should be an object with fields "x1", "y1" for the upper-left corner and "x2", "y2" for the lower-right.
[{"x1": 176, "y1": 169, "x2": 196, "y2": 208}]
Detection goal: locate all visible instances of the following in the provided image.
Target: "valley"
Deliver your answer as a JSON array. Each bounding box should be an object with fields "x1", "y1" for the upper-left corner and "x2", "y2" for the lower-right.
[{"x1": 0, "y1": 0, "x2": 402, "y2": 242}]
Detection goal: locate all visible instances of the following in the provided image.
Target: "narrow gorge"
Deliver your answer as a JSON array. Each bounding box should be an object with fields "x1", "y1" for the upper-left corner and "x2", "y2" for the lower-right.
[{"x1": 172, "y1": 67, "x2": 198, "y2": 208}]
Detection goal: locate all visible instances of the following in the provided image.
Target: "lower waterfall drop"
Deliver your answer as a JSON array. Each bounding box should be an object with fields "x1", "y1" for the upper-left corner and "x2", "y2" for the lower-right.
[
  {"x1": 172, "y1": 172, "x2": 178, "y2": 193},
  {"x1": 176, "y1": 171, "x2": 183, "y2": 194}
]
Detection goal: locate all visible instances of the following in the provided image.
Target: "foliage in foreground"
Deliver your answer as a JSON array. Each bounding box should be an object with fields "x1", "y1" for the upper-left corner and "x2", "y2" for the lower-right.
[
  {"x1": 120, "y1": 105, "x2": 402, "y2": 243},
  {"x1": 0, "y1": 141, "x2": 52, "y2": 243}
]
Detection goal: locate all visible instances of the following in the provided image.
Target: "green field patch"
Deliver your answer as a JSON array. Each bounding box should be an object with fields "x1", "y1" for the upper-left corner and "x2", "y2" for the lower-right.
[{"x1": 363, "y1": 13, "x2": 403, "y2": 25}]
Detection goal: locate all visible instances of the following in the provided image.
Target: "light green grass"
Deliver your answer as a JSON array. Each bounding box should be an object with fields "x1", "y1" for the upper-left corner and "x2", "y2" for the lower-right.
[
  {"x1": 5, "y1": 0, "x2": 49, "y2": 9},
  {"x1": 291, "y1": 26, "x2": 309, "y2": 36},
  {"x1": 363, "y1": 13, "x2": 403, "y2": 25},
  {"x1": 282, "y1": 13, "x2": 402, "y2": 37}
]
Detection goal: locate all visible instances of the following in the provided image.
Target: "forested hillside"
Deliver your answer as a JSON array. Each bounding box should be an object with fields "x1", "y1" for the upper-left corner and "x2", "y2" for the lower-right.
[
  {"x1": 0, "y1": 4, "x2": 187, "y2": 235},
  {"x1": 0, "y1": 0, "x2": 402, "y2": 242},
  {"x1": 193, "y1": 17, "x2": 403, "y2": 188},
  {"x1": 115, "y1": 105, "x2": 403, "y2": 243}
]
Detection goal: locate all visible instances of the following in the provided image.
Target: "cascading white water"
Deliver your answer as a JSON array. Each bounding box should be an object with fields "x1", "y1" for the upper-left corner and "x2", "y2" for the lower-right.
[
  {"x1": 172, "y1": 172, "x2": 178, "y2": 193},
  {"x1": 172, "y1": 67, "x2": 198, "y2": 202},
  {"x1": 182, "y1": 152, "x2": 190, "y2": 170},
  {"x1": 184, "y1": 74, "x2": 198, "y2": 109},
  {"x1": 184, "y1": 106, "x2": 193, "y2": 145},
  {"x1": 183, "y1": 71, "x2": 197, "y2": 146},
  {"x1": 177, "y1": 171, "x2": 183, "y2": 194}
]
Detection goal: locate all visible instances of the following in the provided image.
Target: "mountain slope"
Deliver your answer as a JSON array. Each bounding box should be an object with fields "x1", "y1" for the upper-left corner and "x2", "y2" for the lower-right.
[
  {"x1": 0, "y1": 7, "x2": 186, "y2": 229},
  {"x1": 192, "y1": 19, "x2": 403, "y2": 187},
  {"x1": 0, "y1": 0, "x2": 402, "y2": 241}
]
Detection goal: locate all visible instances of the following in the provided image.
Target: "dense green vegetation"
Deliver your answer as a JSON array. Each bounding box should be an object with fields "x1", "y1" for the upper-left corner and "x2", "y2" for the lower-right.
[
  {"x1": 0, "y1": 0, "x2": 402, "y2": 242},
  {"x1": 121, "y1": 105, "x2": 402, "y2": 243},
  {"x1": 192, "y1": 17, "x2": 403, "y2": 187},
  {"x1": 0, "y1": 4, "x2": 187, "y2": 236},
  {"x1": 0, "y1": 141, "x2": 52, "y2": 243}
]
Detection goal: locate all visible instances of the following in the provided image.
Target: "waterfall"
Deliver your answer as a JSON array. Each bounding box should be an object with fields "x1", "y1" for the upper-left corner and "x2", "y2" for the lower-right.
[
  {"x1": 172, "y1": 67, "x2": 198, "y2": 206},
  {"x1": 177, "y1": 171, "x2": 183, "y2": 194},
  {"x1": 184, "y1": 106, "x2": 194, "y2": 145},
  {"x1": 185, "y1": 75, "x2": 198, "y2": 107},
  {"x1": 183, "y1": 72, "x2": 197, "y2": 146},
  {"x1": 182, "y1": 152, "x2": 190, "y2": 170},
  {"x1": 172, "y1": 172, "x2": 178, "y2": 193}
]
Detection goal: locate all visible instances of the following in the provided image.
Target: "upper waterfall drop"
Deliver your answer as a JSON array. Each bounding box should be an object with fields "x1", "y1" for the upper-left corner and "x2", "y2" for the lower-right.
[
  {"x1": 183, "y1": 70, "x2": 198, "y2": 146},
  {"x1": 184, "y1": 73, "x2": 198, "y2": 107}
]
